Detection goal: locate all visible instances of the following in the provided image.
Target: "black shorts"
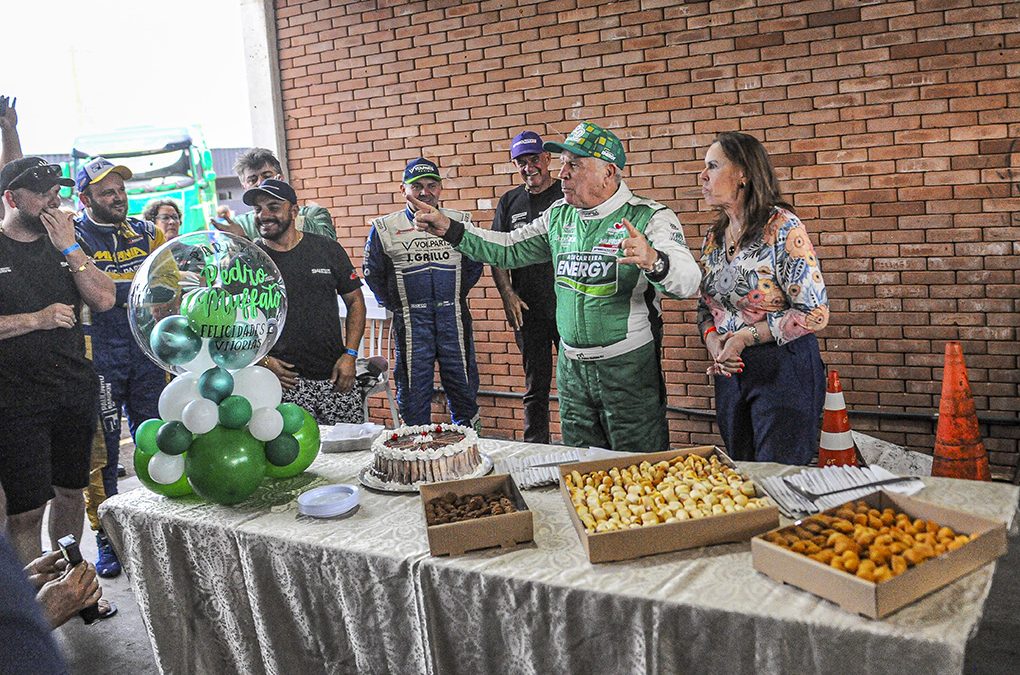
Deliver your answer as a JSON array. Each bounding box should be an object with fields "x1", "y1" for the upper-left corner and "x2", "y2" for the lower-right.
[{"x1": 0, "y1": 394, "x2": 97, "y2": 516}]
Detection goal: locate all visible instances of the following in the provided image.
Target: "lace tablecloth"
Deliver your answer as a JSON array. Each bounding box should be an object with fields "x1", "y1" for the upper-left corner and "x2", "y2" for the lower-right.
[{"x1": 99, "y1": 440, "x2": 1019, "y2": 675}]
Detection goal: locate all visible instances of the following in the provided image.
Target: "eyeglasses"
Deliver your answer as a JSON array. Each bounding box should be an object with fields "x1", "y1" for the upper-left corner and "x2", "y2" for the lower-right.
[
  {"x1": 9, "y1": 164, "x2": 62, "y2": 191},
  {"x1": 155, "y1": 214, "x2": 181, "y2": 223}
]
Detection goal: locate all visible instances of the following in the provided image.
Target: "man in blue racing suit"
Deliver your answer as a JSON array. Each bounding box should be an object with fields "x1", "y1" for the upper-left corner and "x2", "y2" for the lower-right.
[
  {"x1": 74, "y1": 157, "x2": 167, "y2": 575},
  {"x1": 363, "y1": 158, "x2": 483, "y2": 430}
]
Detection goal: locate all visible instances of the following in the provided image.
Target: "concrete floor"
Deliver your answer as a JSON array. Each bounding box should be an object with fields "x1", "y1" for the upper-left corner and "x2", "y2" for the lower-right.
[{"x1": 51, "y1": 463, "x2": 1019, "y2": 674}]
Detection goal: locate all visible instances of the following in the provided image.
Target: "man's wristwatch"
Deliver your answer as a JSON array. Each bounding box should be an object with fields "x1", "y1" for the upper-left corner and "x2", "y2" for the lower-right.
[{"x1": 645, "y1": 251, "x2": 667, "y2": 279}]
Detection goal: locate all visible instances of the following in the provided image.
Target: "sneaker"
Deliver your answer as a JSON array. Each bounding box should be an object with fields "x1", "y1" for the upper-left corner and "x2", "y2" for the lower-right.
[
  {"x1": 95, "y1": 532, "x2": 122, "y2": 578},
  {"x1": 117, "y1": 463, "x2": 127, "y2": 478}
]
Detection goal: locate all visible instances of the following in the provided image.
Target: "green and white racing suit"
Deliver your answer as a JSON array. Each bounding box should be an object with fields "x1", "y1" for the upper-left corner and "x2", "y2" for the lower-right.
[{"x1": 444, "y1": 182, "x2": 701, "y2": 452}]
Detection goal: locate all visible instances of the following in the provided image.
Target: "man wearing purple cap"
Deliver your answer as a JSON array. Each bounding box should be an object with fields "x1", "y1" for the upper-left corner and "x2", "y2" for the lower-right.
[
  {"x1": 490, "y1": 131, "x2": 563, "y2": 443},
  {"x1": 0, "y1": 157, "x2": 115, "y2": 564},
  {"x1": 248, "y1": 179, "x2": 367, "y2": 424}
]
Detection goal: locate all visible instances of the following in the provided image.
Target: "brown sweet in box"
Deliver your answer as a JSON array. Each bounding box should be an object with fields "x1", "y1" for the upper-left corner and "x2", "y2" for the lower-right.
[
  {"x1": 762, "y1": 499, "x2": 971, "y2": 583},
  {"x1": 425, "y1": 491, "x2": 518, "y2": 525}
]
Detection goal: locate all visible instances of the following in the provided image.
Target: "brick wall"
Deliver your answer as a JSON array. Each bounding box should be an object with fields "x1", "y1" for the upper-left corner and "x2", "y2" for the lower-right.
[{"x1": 273, "y1": 0, "x2": 1020, "y2": 476}]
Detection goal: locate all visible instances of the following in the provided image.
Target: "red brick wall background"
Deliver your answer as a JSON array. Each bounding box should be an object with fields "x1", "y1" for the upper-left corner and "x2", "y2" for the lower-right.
[{"x1": 274, "y1": 0, "x2": 1020, "y2": 476}]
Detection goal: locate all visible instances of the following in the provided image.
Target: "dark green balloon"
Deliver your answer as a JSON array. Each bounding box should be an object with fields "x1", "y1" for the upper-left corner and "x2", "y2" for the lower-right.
[
  {"x1": 156, "y1": 420, "x2": 193, "y2": 456},
  {"x1": 265, "y1": 434, "x2": 300, "y2": 467},
  {"x1": 277, "y1": 403, "x2": 305, "y2": 435},
  {"x1": 150, "y1": 315, "x2": 202, "y2": 366},
  {"x1": 199, "y1": 366, "x2": 234, "y2": 404},
  {"x1": 265, "y1": 409, "x2": 320, "y2": 479},
  {"x1": 185, "y1": 427, "x2": 266, "y2": 505},
  {"x1": 218, "y1": 395, "x2": 253, "y2": 429},
  {"x1": 134, "y1": 445, "x2": 193, "y2": 497},
  {"x1": 135, "y1": 418, "x2": 165, "y2": 455}
]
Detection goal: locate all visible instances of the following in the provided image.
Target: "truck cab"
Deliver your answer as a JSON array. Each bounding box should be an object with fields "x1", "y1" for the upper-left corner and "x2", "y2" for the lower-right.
[{"x1": 70, "y1": 126, "x2": 217, "y2": 234}]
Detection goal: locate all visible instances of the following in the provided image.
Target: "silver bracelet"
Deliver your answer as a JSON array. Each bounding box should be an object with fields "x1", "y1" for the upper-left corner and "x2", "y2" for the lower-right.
[{"x1": 746, "y1": 324, "x2": 761, "y2": 345}]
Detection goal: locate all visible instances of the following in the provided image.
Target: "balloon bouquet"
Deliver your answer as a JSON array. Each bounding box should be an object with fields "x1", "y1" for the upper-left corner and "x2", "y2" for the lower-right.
[{"x1": 127, "y1": 231, "x2": 320, "y2": 505}]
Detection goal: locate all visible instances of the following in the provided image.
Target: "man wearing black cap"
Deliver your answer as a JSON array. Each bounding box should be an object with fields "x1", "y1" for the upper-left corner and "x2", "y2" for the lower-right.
[
  {"x1": 0, "y1": 157, "x2": 115, "y2": 565},
  {"x1": 247, "y1": 179, "x2": 367, "y2": 424},
  {"x1": 490, "y1": 131, "x2": 563, "y2": 444},
  {"x1": 363, "y1": 159, "x2": 483, "y2": 429},
  {"x1": 73, "y1": 156, "x2": 168, "y2": 576}
]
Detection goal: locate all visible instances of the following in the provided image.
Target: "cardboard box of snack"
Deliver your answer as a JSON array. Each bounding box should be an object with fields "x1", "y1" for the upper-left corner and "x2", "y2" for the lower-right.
[
  {"x1": 420, "y1": 473, "x2": 534, "y2": 556},
  {"x1": 558, "y1": 446, "x2": 779, "y2": 564},
  {"x1": 751, "y1": 490, "x2": 1008, "y2": 619}
]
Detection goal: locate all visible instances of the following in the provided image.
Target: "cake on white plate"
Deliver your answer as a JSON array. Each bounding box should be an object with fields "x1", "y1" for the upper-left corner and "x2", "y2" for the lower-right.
[{"x1": 369, "y1": 424, "x2": 483, "y2": 487}]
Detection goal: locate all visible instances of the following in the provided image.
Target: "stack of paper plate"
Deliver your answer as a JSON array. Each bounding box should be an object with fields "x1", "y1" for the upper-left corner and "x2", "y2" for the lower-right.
[{"x1": 297, "y1": 484, "x2": 360, "y2": 518}]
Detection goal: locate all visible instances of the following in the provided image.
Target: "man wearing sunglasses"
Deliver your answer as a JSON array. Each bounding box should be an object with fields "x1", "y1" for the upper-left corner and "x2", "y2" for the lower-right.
[
  {"x1": 73, "y1": 157, "x2": 168, "y2": 577},
  {"x1": 490, "y1": 131, "x2": 563, "y2": 444},
  {"x1": 0, "y1": 157, "x2": 115, "y2": 566}
]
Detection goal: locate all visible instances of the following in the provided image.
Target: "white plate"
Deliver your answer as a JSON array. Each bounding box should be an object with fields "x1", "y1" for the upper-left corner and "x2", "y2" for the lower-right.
[
  {"x1": 358, "y1": 453, "x2": 494, "y2": 494},
  {"x1": 297, "y1": 484, "x2": 360, "y2": 518}
]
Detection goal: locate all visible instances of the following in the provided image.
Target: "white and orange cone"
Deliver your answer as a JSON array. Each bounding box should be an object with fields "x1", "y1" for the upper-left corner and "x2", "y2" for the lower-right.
[{"x1": 818, "y1": 370, "x2": 858, "y2": 466}]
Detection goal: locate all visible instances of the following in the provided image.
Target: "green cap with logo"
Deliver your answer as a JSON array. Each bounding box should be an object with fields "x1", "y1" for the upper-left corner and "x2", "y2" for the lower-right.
[{"x1": 543, "y1": 121, "x2": 626, "y2": 169}]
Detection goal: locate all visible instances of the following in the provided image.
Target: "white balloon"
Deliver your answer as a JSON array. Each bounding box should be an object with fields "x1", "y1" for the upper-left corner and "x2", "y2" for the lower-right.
[
  {"x1": 148, "y1": 451, "x2": 185, "y2": 485},
  {"x1": 248, "y1": 407, "x2": 285, "y2": 442},
  {"x1": 181, "y1": 341, "x2": 218, "y2": 374},
  {"x1": 158, "y1": 374, "x2": 201, "y2": 421},
  {"x1": 181, "y1": 398, "x2": 219, "y2": 435},
  {"x1": 232, "y1": 366, "x2": 283, "y2": 410}
]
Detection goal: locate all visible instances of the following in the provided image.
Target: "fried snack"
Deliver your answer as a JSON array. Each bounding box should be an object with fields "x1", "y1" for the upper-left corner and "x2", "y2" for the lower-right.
[
  {"x1": 564, "y1": 454, "x2": 771, "y2": 533},
  {"x1": 762, "y1": 500, "x2": 972, "y2": 583}
]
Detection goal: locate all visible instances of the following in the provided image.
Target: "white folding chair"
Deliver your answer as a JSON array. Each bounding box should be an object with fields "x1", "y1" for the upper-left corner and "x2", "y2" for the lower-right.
[{"x1": 340, "y1": 288, "x2": 400, "y2": 427}]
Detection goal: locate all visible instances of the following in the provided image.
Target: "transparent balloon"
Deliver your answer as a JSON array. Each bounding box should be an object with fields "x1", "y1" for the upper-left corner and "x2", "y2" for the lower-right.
[{"x1": 128, "y1": 231, "x2": 287, "y2": 374}]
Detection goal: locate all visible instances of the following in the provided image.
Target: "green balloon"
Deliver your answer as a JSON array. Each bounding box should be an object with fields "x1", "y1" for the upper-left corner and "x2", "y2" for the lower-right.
[
  {"x1": 134, "y1": 445, "x2": 193, "y2": 497},
  {"x1": 135, "y1": 418, "x2": 165, "y2": 455},
  {"x1": 209, "y1": 331, "x2": 261, "y2": 370},
  {"x1": 156, "y1": 420, "x2": 193, "y2": 456},
  {"x1": 185, "y1": 427, "x2": 266, "y2": 505},
  {"x1": 265, "y1": 434, "x2": 300, "y2": 467},
  {"x1": 199, "y1": 366, "x2": 234, "y2": 404},
  {"x1": 277, "y1": 403, "x2": 305, "y2": 435},
  {"x1": 265, "y1": 409, "x2": 320, "y2": 479},
  {"x1": 181, "y1": 288, "x2": 236, "y2": 338},
  {"x1": 150, "y1": 315, "x2": 202, "y2": 366},
  {"x1": 219, "y1": 395, "x2": 253, "y2": 429}
]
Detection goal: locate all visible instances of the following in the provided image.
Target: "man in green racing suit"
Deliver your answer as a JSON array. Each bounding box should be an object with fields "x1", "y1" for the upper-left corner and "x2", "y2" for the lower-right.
[{"x1": 410, "y1": 122, "x2": 701, "y2": 453}]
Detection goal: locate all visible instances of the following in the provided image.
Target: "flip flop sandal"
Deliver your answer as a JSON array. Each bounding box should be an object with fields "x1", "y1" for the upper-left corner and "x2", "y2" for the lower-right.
[{"x1": 97, "y1": 599, "x2": 118, "y2": 620}]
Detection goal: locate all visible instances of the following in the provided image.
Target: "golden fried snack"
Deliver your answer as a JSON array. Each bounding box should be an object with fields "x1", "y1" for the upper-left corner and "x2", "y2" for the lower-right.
[
  {"x1": 761, "y1": 500, "x2": 972, "y2": 583},
  {"x1": 564, "y1": 453, "x2": 771, "y2": 533}
]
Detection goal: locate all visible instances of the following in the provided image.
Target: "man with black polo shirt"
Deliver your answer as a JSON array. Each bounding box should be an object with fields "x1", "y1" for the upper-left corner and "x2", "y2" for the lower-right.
[
  {"x1": 491, "y1": 131, "x2": 563, "y2": 444},
  {"x1": 248, "y1": 179, "x2": 367, "y2": 424},
  {"x1": 0, "y1": 157, "x2": 115, "y2": 564}
]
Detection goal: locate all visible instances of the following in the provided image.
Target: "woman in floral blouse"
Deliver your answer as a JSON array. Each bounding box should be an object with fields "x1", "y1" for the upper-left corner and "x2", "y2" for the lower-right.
[{"x1": 697, "y1": 132, "x2": 829, "y2": 465}]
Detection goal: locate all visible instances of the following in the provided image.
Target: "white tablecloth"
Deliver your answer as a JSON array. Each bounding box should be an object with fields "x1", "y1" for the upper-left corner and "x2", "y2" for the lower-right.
[{"x1": 100, "y1": 440, "x2": 1019, "y2": 674}]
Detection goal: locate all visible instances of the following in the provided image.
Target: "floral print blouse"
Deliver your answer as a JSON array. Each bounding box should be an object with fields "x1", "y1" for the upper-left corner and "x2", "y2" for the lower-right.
[{"x1": 697, "y1": 207, "x2": 829, "y2": 346}]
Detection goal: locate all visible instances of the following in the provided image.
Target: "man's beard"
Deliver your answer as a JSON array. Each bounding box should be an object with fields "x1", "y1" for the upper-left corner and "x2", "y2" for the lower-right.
[
  {"x1": 21, "y1": 213, "x2": 47, "y2": 234},
  {"x1": 91, "y1": 201, "x2": 128, "y2": 224},
  {"x1": 258, "y1": 216, "x2": 293, "y2": 241}
]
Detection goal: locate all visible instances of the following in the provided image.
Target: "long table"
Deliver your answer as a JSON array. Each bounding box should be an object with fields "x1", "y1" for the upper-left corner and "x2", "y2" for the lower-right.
[{"x1": 100, "y1": 439, "x2": 1019, "y2": 675}]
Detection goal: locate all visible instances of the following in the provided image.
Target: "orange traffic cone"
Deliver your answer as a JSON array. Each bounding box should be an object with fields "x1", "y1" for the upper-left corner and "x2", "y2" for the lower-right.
[
  {"x1": 931, "y1": 342, "x2": 990, "y2": 481},
  {"x1": 819, "y1": 370, "x2": 857, "y2": 466}
]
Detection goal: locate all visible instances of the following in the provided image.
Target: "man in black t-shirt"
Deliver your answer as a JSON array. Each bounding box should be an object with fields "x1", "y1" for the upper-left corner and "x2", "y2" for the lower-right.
[
  {"x1": 490, "y1": 131, "x2": 564, "y2": 444},
  {"x1": 0, "y1": 157, "x2": 115, "y2": 564},
  {"x1": 247, "y1": 179, "x2": 367, "y2": 424}
]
